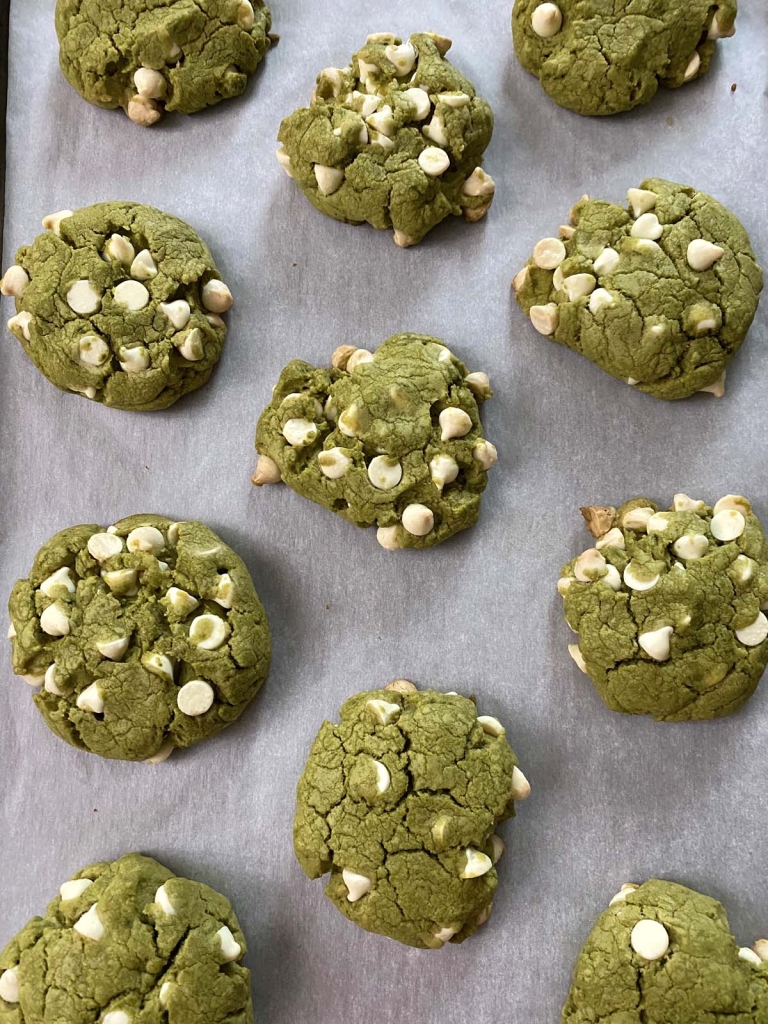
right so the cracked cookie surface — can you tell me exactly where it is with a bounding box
[513,179,762,400]
[1,203,233,411]
[512,0,738,116]
[276,32,495,247]
[0,853,253,1024]
[7,515,271,762]
[56,0,272,126]
[562,879,768,1023]
[253,333,498,550]
[293,685,530,949]
[559,494,768,721]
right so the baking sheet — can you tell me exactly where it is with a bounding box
[1,1,767,1020]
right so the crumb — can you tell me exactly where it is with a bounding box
[731,83,737,92]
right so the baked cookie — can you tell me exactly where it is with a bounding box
[558,494,768,721]
[513,179,762,400]
[562,880,768,1023]
[0,853,253,1023]
[275,32,495,247]
[253,333,498,550]
[512,1,738,116]
[7,516,271,762]
[293,681,530,948]
[1,203,233,411]
[56,0,272,126]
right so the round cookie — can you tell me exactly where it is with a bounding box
[7,515,271,762]
[0,853,253,1023]
[1,203,233,411]
[293,682,530,948]
[253,333,498,550]
[562,880,768,1023]
[513,179,763,400]
[55,0,272,127]
[512,1,738,117]
[276,32,496,247]
[558,494,768,721]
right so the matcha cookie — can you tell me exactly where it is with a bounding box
[253,333,498,550]
[275,32,495,247]
[513,179,762,400]
[56,0,272,126]
[558,494,768,721]
[7,515,270,762]
[562,879,768,1023]
[1,203,233,411]
[0,853,253,1023]
[512,1,738,117]
[293,681,530,949]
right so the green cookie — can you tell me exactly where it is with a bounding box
[56,0,272,126]
[1,202,233,411]
[0,853,253,1024]
[276,32,495,247]
[254,333,498,550]
[512,0,737,116]
[562,879,768,1023]
[293,682,530,949]
[559,494,768,721]
[513,179,763,400]
[7,515,271,762]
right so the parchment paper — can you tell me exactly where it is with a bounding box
[1,2,767,1021]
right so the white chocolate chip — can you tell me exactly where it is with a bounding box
[130,248,158,281]
[402,504,434,537]
[473,440,498,470]
[318,447,352,479]
[67,280,101,315]
[433,925,460,944]
[531,2,563,37]
[672,534,709,560]
[735,612,768,647]
[368,455,402,491]
[477,715,504,737]
[707,11,736,39]
[276,146,294,178]
[202,279,233,313]
[373,760,391,793]
[118,345,150,372]
[103,1012,130,1024]
[430,454,459,491]
[146,742,174,765]
[377,526,401,551]
[631,920,669,961]
[489,836,505,866]
[113,280,149,311]
[738,947,762,967]
[74,903,104,941]
[177,679,215,716]
[603,564,622,591]
[714,495,751,515]
[127,526,165,555]
[646,512,673,534]
[627,188,657,217]
[0,969,19,1005]
[366,105,395,137]
[562,273,596,301]
[423,114,448,147]
[7,623,15,640]
[237,0,254,29]
[609,885,637,906]
[141,652,174,682]
[439,407,472,440]
[95,637,129,661]
[0,265,29,297]
[22,673,45,687]
[687,239,725,271]
[462,168,495,197]
[574,548,606,582]
[217,925,241,962]
[134,66,167,99]
[511,765,531,800]
[155,883,175,916]
[622,507,655,532]
[461,848,493,879]
[639,625,673,661]
[533,237,566,270]
[159,982,172,1008]
[623,561,659,592]
[512,266,529,293]
[440,91,471,108]
[189,614,230,650]
[588,288,615,314]
[76,682,104,715]
[593,248,620,276]
[366,699,401,725]
[684,52,701,80]
[40,602,70,637]
[314,164,344,195]
[78,334,110,366]
[631,213,663,240]
[60,878,93,901]
[252,454,281,486]
[102,568,138,595]
[159,300,191,331]
[104,235,135,264]
[529,303,559,335]
[357,58,379,89]
[8,311,33,341]
[400,87,431,120]
[418,146,450,177]
[711,509,745,541]
[369,129,396,150]
[699,373,726,397]
[44,664,64,695]
[42,210,74,236]
[346,348,375,372]
[596,528,625,551]
[464,371,491,399]
[165,588,200,617]
[673,493,705,513]
[568,645,587,672]
[282,418,318,447]
[754,940,768,962]
[40,566,76,598]
[213,574,235,610]
[731,555,754,584]
[354,92,382,118]
[175,327,204,361]
[343,868,372,902]
[557,577,573,596]
[384,41,416,75]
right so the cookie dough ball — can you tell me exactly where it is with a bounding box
[559,494,768,721]
[276,32,496,247]
[293,684,530,948]
[513,179,763,400]
[254,333,498,550]
[0,853,253,1023]
[512,1,737,116]
[56,0,272,126]
[7,516,270,761]
[1,203,233,411]
[562,879,768,1023]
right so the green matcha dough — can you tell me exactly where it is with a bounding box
[558,494,768,721]
[253,333,498,550]
[275,32,496,247]
[293,680,531,949]
[512,1,738,116]
[56,0,272,126]
[562,879,768,1023]
[513,179,763,400]
[0,852,253,1024]
[0,203,234,411]
[7,515,271,762]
